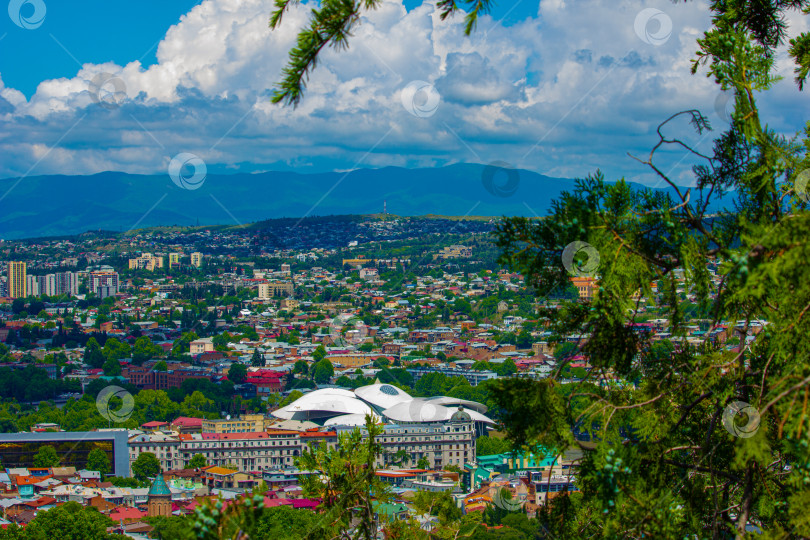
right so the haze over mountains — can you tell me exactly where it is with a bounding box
[0,164,679,240]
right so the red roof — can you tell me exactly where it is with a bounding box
[141,421,168,428]
[172,417,204,427]
[109,507,147,521]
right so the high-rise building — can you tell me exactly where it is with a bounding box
[89,271,119,298]
[190,252,203,268]
[169,253,181,266]
[25,274,39,297]
[54,272,79,296]
[8,261,26,298]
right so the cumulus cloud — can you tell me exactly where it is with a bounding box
[0,0,805,188]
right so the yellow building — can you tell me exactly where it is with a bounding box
[190,252,203,268]
[128,253,164,271]
[570,277,599,300]
[202,414,265,434]
[169,253,181,266]
[7,261,26,298]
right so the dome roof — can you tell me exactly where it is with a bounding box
[450,406,472,423]
[355,383,413,409]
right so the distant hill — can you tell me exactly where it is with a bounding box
[0,164,676,239]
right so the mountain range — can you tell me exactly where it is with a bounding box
[0,164,675,240]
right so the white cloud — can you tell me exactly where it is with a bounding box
[0,0,805,187]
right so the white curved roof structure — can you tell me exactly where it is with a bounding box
[273,388,373,421]
[272,384,493,425]
[381,399,495,425]
[323,412,381,427]
[424,396,488,414]
[354,383,413,410]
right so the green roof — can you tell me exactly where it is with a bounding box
[148,473,171,496]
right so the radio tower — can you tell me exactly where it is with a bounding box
[383,200,387,216]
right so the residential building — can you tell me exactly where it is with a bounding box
[89,271,119,298]
[257,282,293,299]
[190,252,203,268]
[168,253,181,266]
[128,253,164,271]
[189,337,214,355]
[8,261,26,298]
[407,366,498,387]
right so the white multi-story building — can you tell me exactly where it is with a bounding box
[127,420,476,474]
[128,429,334,472]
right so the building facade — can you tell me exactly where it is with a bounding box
[8,261,26,298]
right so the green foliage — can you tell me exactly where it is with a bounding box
[312,359,334,384]
[7,501,123,540]
[131,452,160,481]
[476,436,511,457]
[298,415,392,539]
[33,445,59,468]
[487,2,810,536]
[228,363,248,384]
[86,448,111,476]
[186,453,207,469]
[251,348,264,367]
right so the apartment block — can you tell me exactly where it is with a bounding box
[190,252,203,268]
[7,261,26,298]
[168,253,181,266]
[257,282,294,299]
[89,271,119,298]
[128,253,164,271]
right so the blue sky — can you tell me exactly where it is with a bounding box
[0,0,805,186]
